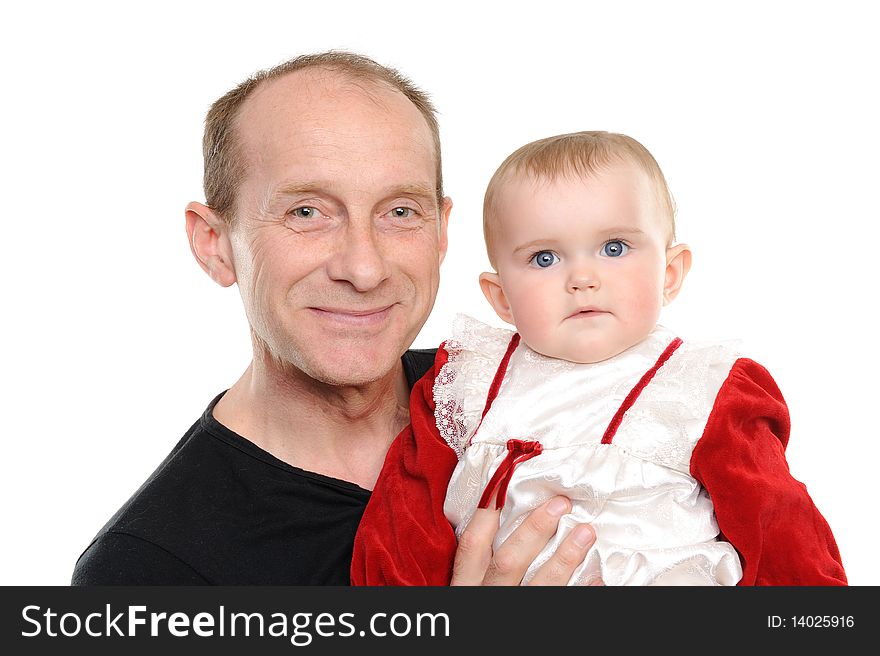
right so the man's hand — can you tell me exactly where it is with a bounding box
[449,496,598,585]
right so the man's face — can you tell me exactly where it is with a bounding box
[488,166,673,363]
[227,69,450,386]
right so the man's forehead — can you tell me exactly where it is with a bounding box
[230,67,437,202]
[237,68,416,137]
[233,68,433,173]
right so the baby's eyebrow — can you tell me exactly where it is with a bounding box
[512,228,647,254]
[600,226,646,236]
[512,239,557,255]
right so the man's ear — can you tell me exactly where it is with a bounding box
[438,196,452,265]
[185,202,237,288]
[663,243,692,305]
[479,271,515,325]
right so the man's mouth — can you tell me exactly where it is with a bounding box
[308,305,395,326]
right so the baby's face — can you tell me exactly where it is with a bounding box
[487,165,676,363]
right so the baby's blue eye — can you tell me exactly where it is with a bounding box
[530,251,559,268]
[602,240,629,257]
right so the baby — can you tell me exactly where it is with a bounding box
[351,131,846,586]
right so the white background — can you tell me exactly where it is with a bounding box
[2,0,876,585]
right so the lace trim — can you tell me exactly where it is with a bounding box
[433,314,515,457]
[615,339,742,470]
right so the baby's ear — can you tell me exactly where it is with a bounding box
[479,272,516,325]
[663,243,692,305]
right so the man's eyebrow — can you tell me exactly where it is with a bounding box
[271,182,325,198]
[382,184,437,200]
[268,182,437,201]
[258,182,326,215]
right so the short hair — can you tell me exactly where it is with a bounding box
[202,50,443,222]
[483,131,676,267]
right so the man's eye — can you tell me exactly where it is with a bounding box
[529,250,559,268]
[388,207,415,219]
[290,206,320,219]
[602,240,629,257]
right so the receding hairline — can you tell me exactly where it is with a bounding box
[202,51,444,222]
[237,64,419,123]
[232,66,436,162]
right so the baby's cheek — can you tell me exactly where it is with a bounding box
[510,300,554,344]
[509,286,546,317]
[627,290,664,326]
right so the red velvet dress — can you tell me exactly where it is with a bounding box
[351,317,846,586]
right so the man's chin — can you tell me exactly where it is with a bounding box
[311,365,400,389]
[291,346,404,389]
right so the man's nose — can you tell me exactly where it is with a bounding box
[325,221,391,292]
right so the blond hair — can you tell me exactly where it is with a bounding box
[202,50,443,222]
[483,131,676,266]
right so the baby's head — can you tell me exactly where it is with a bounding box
[480,131,692,363]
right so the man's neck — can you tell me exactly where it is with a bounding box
[212,354,411,491]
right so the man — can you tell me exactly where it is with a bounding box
[71,51,595,585]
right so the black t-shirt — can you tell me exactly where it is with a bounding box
[71,349,436,585]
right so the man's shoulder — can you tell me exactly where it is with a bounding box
[72,529,210,585]
[402,347,438,389]
[71,394,371,585]
[71,415,217,584]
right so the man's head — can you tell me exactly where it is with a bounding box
[185,52,451,387]
[479,131,691,364]
[202,51,445,223]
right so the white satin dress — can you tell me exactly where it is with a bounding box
[435,314,744,586]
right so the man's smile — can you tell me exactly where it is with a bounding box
[308,304,396,327]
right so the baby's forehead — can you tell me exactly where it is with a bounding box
[493,165,674,237]
[499,165,657,211]
[503,160,646,191]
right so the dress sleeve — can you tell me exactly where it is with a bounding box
[690,358,847,585]
[350,344,459,585]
